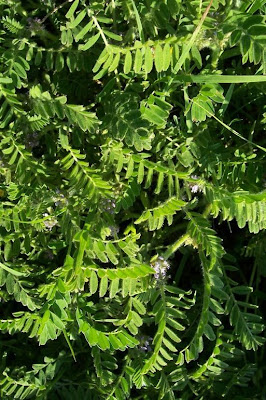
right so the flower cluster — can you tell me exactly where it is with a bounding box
[189,175,203,194]
[43,213,58,231]
[99,198,116,214]
[152,256,170,280]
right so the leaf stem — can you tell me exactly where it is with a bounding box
[92,16,109,48]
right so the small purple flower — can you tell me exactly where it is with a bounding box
[191,184,200,193]
[189,175,202,194]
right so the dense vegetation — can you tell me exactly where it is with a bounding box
[0,0,266,399]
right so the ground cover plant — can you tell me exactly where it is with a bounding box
[0,0,266,398]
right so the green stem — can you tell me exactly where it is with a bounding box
[106,356,129,400]
[41,0,73,23]
[130,0,145,43]
[163,233,189,260]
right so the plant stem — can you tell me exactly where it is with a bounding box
[163,233,190,260]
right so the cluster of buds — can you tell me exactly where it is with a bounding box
[139,336,153,352]
[189,175,203,194]
[151,256,170,280]
[43,213,58,231]
[53,189,68,207]
[25,132,40,150]
[99,198,116,214]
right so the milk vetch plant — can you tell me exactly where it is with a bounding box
[0,0,266,399]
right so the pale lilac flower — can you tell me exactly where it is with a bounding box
[189,175,202,194]
[152,256,170,280]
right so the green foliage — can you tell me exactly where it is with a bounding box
[0,0,265,399]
